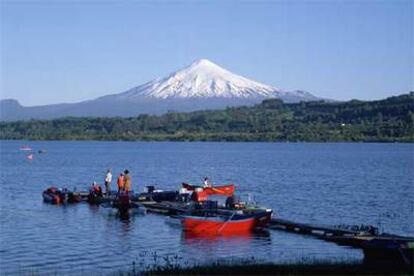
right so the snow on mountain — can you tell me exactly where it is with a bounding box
[110,59,284,100]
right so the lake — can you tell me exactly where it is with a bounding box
[0,141,413,274]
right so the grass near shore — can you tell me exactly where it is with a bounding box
[143,263,412,275]
[119,255,413,275]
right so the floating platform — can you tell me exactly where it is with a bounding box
[269,218,414,268]
[71,192,414,269]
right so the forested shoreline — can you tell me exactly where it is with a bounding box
[1,93,413,142]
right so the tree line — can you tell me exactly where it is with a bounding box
[1,92,413,142]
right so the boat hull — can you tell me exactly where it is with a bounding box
[42,192,62,204]
[182,216,255,235]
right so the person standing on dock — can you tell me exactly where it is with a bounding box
[124,169,132,193]
[104,169,112,196]
[117,173,125,193]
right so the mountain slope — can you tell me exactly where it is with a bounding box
[0,59,322,121]
[111,59,280,100]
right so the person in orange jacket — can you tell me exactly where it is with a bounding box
[117,173,124,193]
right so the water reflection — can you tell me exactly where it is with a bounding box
[182,228,270,241]
[181,228,272,254]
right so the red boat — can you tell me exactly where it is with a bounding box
[181,215,255,235]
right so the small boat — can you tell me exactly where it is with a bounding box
[43,187,62,204]
[137,188,178,202]
[19,145,32,151]
[87,185,105,204]
[42,187,81,204]
[180,214,256,235]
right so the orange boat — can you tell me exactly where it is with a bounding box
[181,215,255,235]
[182,183,235,198]
[204,185,235,196]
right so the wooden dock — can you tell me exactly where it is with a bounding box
[268,218,362,236]
[268,218,414,268]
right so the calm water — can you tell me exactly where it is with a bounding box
[0,141,413,274]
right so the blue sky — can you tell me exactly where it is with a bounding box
[1,0,412,106]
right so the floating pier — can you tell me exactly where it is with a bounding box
[72,191,414,269]
[141,200,414,268]
[268,218,414,268]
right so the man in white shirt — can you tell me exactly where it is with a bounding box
[203,177,211,188]
[105,169,112,196]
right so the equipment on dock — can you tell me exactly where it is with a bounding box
[137,187,178,202]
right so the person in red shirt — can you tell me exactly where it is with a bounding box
[117,173,124,193]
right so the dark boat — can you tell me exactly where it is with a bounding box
[323,232,414,267]
[42,187,81,204]
[87,184,107,204]
[136,186,178,202]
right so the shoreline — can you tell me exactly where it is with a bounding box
[1,139,413,144]
[137,260,413,275]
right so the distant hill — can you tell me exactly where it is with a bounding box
[0,59,322,121]
[1,92,413,142]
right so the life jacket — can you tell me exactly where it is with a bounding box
[117,176,124,189]
[191,190,208,202]
[94,184,101,193]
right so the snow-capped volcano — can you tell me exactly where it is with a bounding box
[114,59,283,100]
[1,59,323,121]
